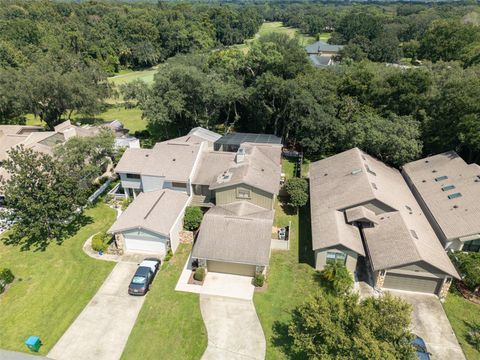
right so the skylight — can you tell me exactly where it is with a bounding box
[448,192,462,199]
[441,185,455,191]
[435,175,448,181]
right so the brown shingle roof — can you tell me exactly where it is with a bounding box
[108,189,188,236]
[403,151,480,241]
[192,201,273,266]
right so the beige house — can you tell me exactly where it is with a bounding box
[310,148,459,298]
[403,151,480,252]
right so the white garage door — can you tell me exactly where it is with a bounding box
[383,273,443,294]
[124,236,167,254]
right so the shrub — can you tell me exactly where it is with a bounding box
[0,268,14,294]
[194,267,206,282]
[253,272,265,287]
[0,268,14,284]
[92,232,111,252]
[121,197,132,211]
[284,177,309,208]
[450,252,480,294]
[164,249,173,262]
[320,262,354,295]
[466,321,480,351]
[184,206,203,231]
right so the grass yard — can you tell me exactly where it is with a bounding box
[121,243,207,360]
[26,106,147,134]
[254,158,321,359]
[109,67,158,87]
[443,290,480,360]
[0,203,116,355]
[233,21,316,53]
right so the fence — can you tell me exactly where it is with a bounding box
[88,178,114,203]
[271,220,291,251]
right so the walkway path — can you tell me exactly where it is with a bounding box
[48,262,144,360]
[200,295,266,360]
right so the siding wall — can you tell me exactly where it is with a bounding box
[215,184,274,209]
[119,173,142,190]
[122,228,169,242]
[388,261,444,278]
[315,248,358,273]
[169,207,186,252]
[141,175,165,192]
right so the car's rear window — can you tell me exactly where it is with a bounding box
[132,276,146,284]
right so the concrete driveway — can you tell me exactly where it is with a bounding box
[386,290,466,360]
[48,262,145,360]
[200,295,266,360]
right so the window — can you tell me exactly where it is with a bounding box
[441,185,455,191]
[172,182,187,189]
[435,175,448,182]
[448,192,462,199]
[326,251,347,265]
[463,239,480,252]
[126,173,141,179]
[237,188,251,199]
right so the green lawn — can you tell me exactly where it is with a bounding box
[0,203,116,355]
[26,106,147,134]
[121,243,207,360]
[109,67,158,87]
[233,21,316,53]
[254,158,320,359]
[443,290,480,360]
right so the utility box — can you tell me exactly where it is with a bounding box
[25,336,41,352]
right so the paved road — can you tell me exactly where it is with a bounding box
[387,290,466,360]
[48,262,144,360]
[200,295,266,360]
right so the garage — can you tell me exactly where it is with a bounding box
[124,235,167,254]
[383,273,443,294]
[207,260,256,277]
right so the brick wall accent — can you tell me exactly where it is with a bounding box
[439,277,452,299]
[375,270,387,288]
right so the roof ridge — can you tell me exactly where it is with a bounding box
[144,191,165,220]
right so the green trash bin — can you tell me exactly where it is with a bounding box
[25,336,41,352]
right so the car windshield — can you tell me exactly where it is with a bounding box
[132,276,146,285]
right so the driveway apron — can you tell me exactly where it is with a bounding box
[48,262,144,360]
[200,295,266,360]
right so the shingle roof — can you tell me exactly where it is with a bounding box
[310,148,459,278]
[403,151,480,241]
[114,141,202,182]
[192,201,274,266]
[305,41,343,54]
[309,54,333,67]
[192,151,237,185]
[208,144,282,195]
[108,189,188,236]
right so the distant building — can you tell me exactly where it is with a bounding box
[305,41,344,67]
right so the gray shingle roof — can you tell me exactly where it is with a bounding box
[403,151,480,241]
[305,41,343,54]
[308,54,333,67]
[192,201,274,266]
[310,148,459,278]
[108,189,188,236]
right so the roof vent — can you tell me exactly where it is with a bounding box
[172,158,176,161]
[453,205,459,209]
[410,229,418,239]
[422,179,426,183]
[432,170,437,173]
[425,160,429,163]
[351,168,362,175]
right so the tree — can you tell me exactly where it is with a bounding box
[0,146,89,249]
[450,252,480,295]
[320,262,353,295]
[284,177,309,208]
[287,293,415,360]
[184,206,203,231]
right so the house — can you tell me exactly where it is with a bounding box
[309,148,459,298]
[403,151,480,252]
[214,132,282,152]
[305,40,344,67]
[108,189,188,254]
[191,201,274,276]
[110,127,283,275]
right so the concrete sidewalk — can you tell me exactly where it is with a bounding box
[200,295,266,360]
[48,262,144,360]
[0,349,51,360]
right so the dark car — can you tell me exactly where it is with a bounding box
[128,258,161,296]
[412,335,431,360]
